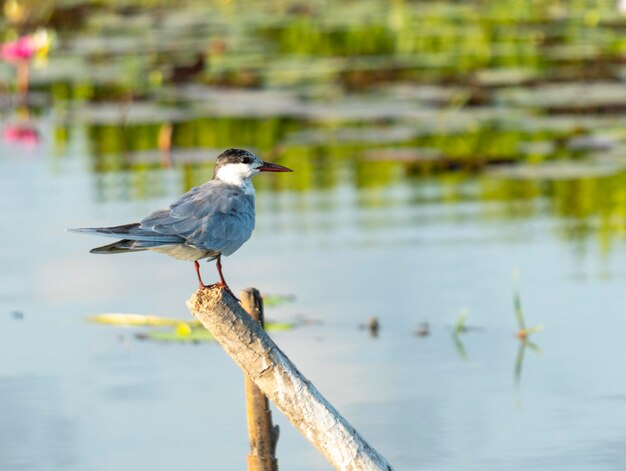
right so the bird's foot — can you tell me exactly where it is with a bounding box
[201,282,240,303]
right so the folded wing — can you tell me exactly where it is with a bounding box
[138,181,255,256]
[69,180,255,257]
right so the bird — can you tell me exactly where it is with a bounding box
[69,148,293,299]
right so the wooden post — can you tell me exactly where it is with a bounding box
[187,287,393,471]
[240,288,279,471]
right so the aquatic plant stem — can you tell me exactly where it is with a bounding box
[187,287,393,471]
[17,60,29,95]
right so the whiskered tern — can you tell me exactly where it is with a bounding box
[69,148,293,298]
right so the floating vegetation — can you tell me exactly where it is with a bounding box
[513,276,543,384]
[452,308,470,361]
[87,294,297,344]
[87,313,199,327]
[487,161,623,181]
[135,321,296,344]
[262,293,296,307]
[513,272,544,340]
[453,308,470,336]
[2,0,626,249]
[136,326,212,343]
[514,337,542,384]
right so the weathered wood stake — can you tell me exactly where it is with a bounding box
[240,288,279,471]
[187,287,393,471]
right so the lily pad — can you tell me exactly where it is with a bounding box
[262,293,296,307]
[138,328,214,343]
[136,321,297,343]
[87,313,199,327]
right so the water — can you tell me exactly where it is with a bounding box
[3,117,626,470]
[3,1,626,470]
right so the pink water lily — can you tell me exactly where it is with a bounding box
[0,35,37,62]
[0,30,51,94]
[3,124,39,145]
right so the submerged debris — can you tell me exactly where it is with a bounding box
[415,322,430,337]
[367,317,379,338]
[358,317,380,338]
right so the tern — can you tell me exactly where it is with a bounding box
[69,148,292,298]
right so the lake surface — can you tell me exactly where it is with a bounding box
[3,1,626,470]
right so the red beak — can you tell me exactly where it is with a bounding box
[257,161,293,172]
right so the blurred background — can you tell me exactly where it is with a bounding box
[3,0,626,469]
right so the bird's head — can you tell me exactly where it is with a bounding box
[214,148,292,185]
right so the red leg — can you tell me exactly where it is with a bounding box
[215,255,239,301]
[216,255,227,286]
[194,257,239,301]
[194,260,204,289]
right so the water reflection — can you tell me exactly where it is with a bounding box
[48,99,622,252]
[3,105,39,145]
[4,0,618,254]
[514,339,542,385]
[70,113,626,250]
[452,333,468,361]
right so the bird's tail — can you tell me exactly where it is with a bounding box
[68,223,183,255]
[67,224,182,242]
[68,223,142,237]
[89,239,169,254]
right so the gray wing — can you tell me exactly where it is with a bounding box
[139,180,255,256]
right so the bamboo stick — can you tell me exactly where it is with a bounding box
[240,288,279,471]
[187,287,393,471]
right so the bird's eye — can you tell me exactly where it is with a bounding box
[242,157,253,164]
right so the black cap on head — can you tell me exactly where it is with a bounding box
[214,148,257,176]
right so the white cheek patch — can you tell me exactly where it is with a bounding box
[215,163,258,195]
[216,163,252,184]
